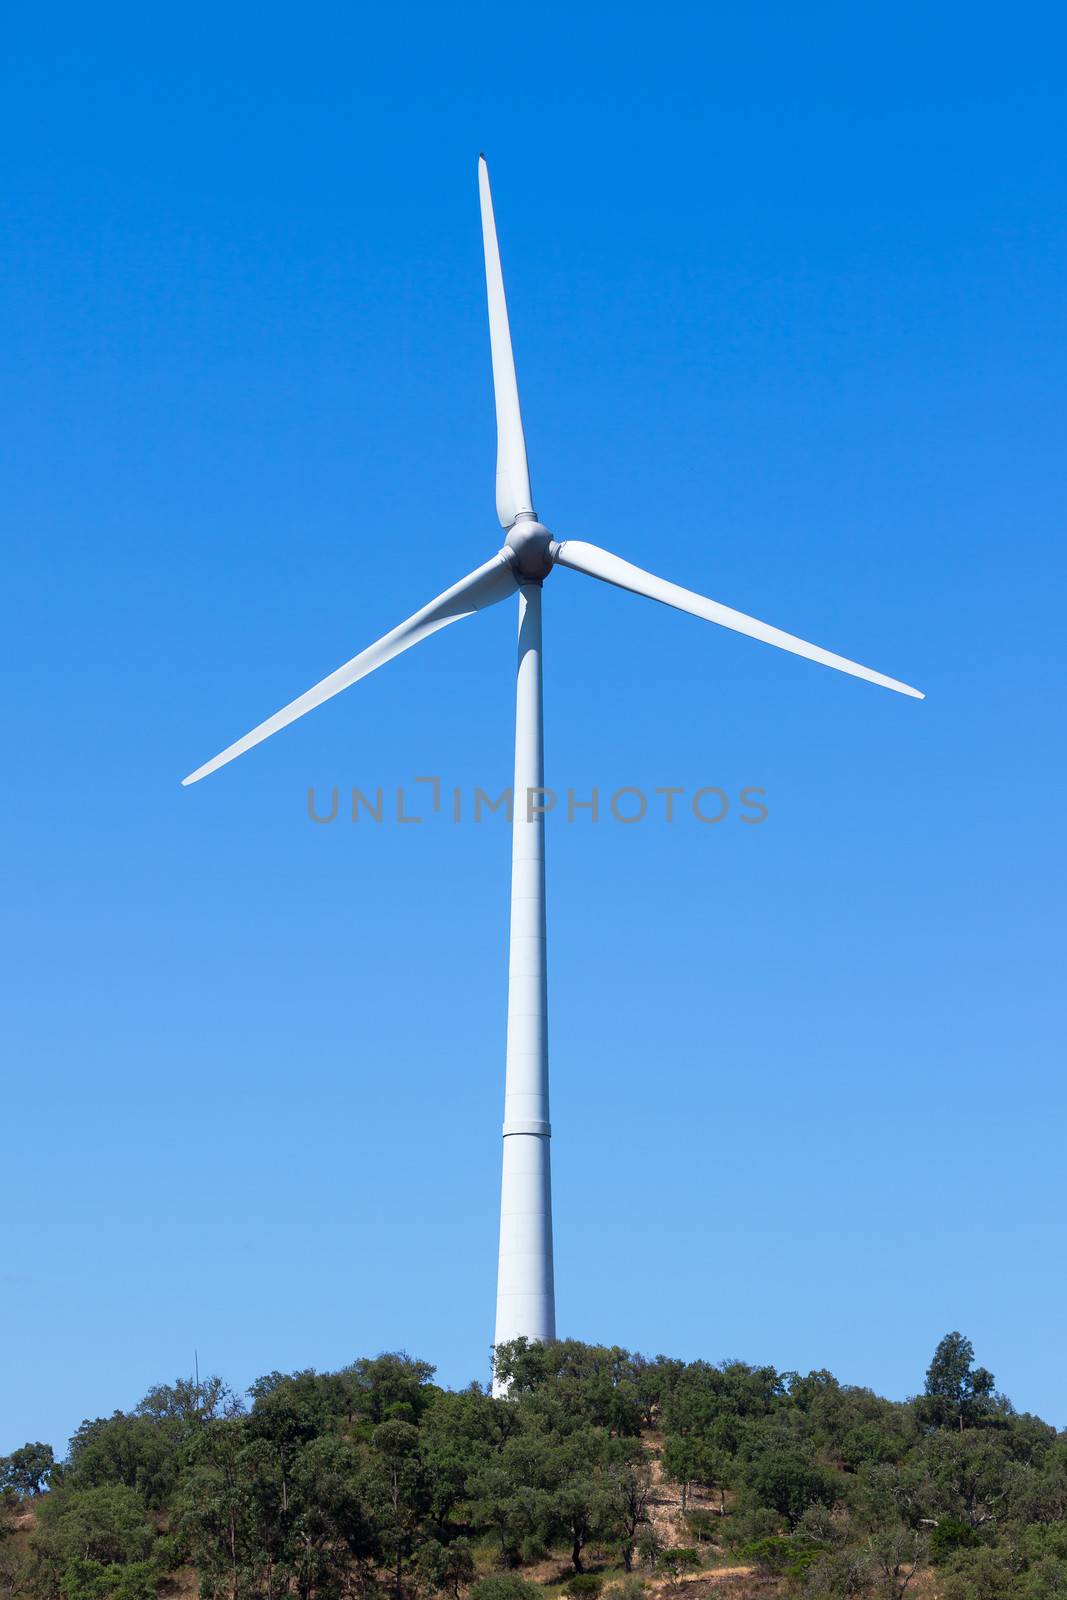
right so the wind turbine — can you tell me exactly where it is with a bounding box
[182,156,923,1380]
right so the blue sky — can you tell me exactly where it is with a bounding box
[3,0,1065,1452]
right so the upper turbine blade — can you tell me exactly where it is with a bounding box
[554,540,924,699]
[182,554,519,785]
[478,155,534,529]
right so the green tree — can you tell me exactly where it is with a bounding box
[289,1437,376,1600]
[345,1355,437,1427]
[921,1333,998,1432]
[657,1548,700,1581]
[28,1486,156,1600]
[938,1546,1023,1600]
[66,1414,176,1510]
[548,1430,621,1573]
[865,1528,928,1598]
[604,1443,652,1572]
[493,1341,643,1438]
[0,1444,55,1498]
[745,1449,837,1529]
[920,1429,1012,1528]
[174,1417,252,1600]
[412,1536,475,1599]
[363,1420,429,1597]
[660,1435,726,1517]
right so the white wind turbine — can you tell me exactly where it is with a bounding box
[183,157,923,1378]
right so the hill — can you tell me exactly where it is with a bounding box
[2,1333,1065,1600]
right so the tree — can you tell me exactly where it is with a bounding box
[363,1420,429,1598]
[66,1412,178,1511]
[919,1429,1012,1529]
[412,1537,475,1599]
[547,1430,622,1573]
[604,1444,652,1572]
[657,1548,700,1582]
[635,1527,663,1571]
[174,1420,250,1600]
[0,1444,54,1498]
[288,1437,376,1600]
[866,1529,928,1598]
[492,1341,643,1438]
[660,1435,726,1517]
[921,1333,998,1432]
[28,1485,157,1600]
[744,1449,837,1529]
[345,1355,437,1427]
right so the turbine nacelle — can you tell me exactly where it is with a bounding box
[503,514,555,582]
[181,149,923,797]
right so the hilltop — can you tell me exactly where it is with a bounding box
[2,1333,1065,1600]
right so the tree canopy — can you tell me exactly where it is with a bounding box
[0,1331,1063,1600]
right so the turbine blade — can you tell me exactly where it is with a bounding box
[478,154,534,529]
[182,554,518,785]
[553,540,924,699]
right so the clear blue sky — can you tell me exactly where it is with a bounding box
[3,1,1065,1453]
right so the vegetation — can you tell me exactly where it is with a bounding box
[1,1332,1065,1600]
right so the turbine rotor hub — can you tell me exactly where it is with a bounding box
[504,514,554,581]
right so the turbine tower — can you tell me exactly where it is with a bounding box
[182,157,923,1380]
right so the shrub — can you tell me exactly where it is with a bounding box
[712,1508,780,1550]
[414,1538,477,1599]
[636,1528,663,1569]
[739,1536,831,1582]
[470,1578,542,1600]
[930,1518,980,1564]
[938,1548,1023,1600]
[1021,1525,1067,1565]
[565,1578,603,1600]
[61,1559,159,1600]
[657,1549,700,1580]
[31,1486,156,1571]
[802,1550,874,1596]
[603,1580,645,1600]
[739,1537,793,1575]
[1022,1555,1067,1598]
[745,1452,837,1529]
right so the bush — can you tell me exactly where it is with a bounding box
[745,1452,837,1529]
[802,1550,875,1596]
[739,1537,793,1575]
[1021,1525,1067,1565]
[711,1508,780,1550]
[683,1512,719,1544]
[740,1537,828,1578]
[636,1528,663,1569]
[794,1504,840,1546]
[565,1578,603,1600]
[939,1548,1023,1600]
[414,1538,476,1599]
[930,1518,980,1564]
[657,1549,700,1580]
[1022,1555,1067,1598]
[603,1580,644,1600]
[31,1486,156,1571]
[61,1560,159,1600]
[470,1578,541,1600]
